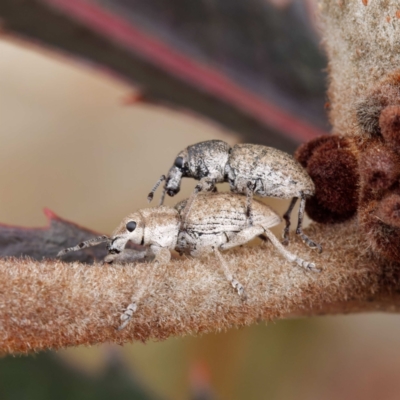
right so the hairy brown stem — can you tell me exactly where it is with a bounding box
[2,1,400,354]
[1,221,399,354]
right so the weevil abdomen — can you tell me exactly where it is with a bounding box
[226,144,314,198]
[175,193,281,234]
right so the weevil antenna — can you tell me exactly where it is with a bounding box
[147,175,166,203]
[57,235,110,257]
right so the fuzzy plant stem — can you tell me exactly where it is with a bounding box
[2,1,400,354]
[1,221,400,354]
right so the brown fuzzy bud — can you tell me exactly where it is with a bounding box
[304,195,351,224]
[295,135,359,224]
[295,135,332,168]
[356,95,387,136]
[379,105,400,153]
[356,72,400,137]
[376,193,400,228]
[359,141,400,191]
[359,199,400,262]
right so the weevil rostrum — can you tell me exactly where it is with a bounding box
[58,193,318,330]
[148,140,321,252]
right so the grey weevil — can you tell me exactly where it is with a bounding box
[58,193,318,330]
[148,140,321,252]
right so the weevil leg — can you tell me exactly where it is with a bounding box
[118,271,155,330]
[214,247,246,299]
[245,181,254,227]
[159,187,167,206]
[179,177,215,230]
[220,225,264,251]
[103,248,153,264]
[152,246,172,265]
[296,194,322,253]
[117,245,171,330]
[262,228,320,272]
[147,175,166,204]
[57,235,110,257]
[282,197,298,246]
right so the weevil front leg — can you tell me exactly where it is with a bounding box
[179,177,216,229]
[118,273,154,330]
[103,248,153,264]
[118,245,171,330]
[296,194,322,253]
[151,245,172,265]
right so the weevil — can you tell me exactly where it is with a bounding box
[148,140,321,252]
[58,193,318,330]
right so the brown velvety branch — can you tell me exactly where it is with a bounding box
[1,221,399,354]
[2,1,400,355]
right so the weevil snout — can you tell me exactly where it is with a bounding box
[164,167,183,197]
[107,236,125,254]
[167,187,180,196]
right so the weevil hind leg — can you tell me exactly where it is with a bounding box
[296,194,322,253]
[245,181,254,226]
[262,228,319,272]
[213,247,246,299]
[220,225,264,251]
[282,197,297,246]
[57,235,110,257]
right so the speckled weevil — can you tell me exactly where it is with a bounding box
[148,140,321,252]
[58,193,318,330]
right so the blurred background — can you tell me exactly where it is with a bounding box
[1,1,400,399]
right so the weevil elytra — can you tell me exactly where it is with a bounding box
[58,193,318,330]
[148,140,321,252]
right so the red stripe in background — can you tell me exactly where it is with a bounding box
[41,0,327,142]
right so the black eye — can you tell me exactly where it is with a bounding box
[174,156,184,169]
[126,221,137,232]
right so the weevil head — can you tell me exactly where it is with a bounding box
[164,140,231,197]
[164,148,189,197]
[107,212,145,254]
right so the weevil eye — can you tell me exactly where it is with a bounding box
[126,221,137,232]
[174,156,184,169]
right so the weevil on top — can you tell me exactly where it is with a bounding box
[58,192,318,330]
[148,140,321,253]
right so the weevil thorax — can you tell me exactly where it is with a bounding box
[138,206,180,249]
[109,207,180,252]
[186,140,231,182]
